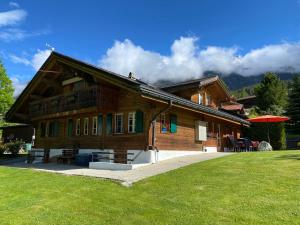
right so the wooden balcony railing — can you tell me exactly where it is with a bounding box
[29,86,99,117]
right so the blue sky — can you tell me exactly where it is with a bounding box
[1,0,300,95]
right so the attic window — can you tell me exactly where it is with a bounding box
[198,94,203,105]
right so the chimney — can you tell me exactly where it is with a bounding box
[128,72,136,80]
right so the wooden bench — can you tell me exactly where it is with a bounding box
[57,149,78,164]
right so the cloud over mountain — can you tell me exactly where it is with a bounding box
[99,37,300,83]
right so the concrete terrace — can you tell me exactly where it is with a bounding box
[0,152,233,186]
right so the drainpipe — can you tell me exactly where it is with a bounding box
[150,100,173,149]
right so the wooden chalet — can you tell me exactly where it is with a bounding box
[6,51,250,165]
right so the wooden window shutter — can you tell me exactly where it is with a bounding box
[98,114,103,135]
[106,113,112,134]
[55,121,60,136]
[67,119,73,137]
[170,115,177,133]
[135,110,144,133]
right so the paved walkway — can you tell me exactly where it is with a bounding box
[2,152,233,186]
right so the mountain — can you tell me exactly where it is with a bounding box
[221,73,296,90]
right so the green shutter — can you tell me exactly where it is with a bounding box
[98,114,103,135]
[55,121,60,136]
[67,119,73,137]
[106,113,112,134]
[135,110,144,133]
[170,115,177,133]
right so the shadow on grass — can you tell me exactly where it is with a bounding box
[275,154,300,160]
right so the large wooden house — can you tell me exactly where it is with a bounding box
[6,52,250,164]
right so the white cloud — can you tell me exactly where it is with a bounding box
[9,2,20,8]
[11,77,27,97]
[0,9,26,27]
[10,49,52,71]
[31,49,52,71]
[0,28,50,42]
[99,37,300,83]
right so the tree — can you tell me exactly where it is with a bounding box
[287,75,300,133]
[0,60,14,126]
[254,72,288,115]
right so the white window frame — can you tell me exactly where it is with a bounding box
[128,112,136,133]
[114,113,124,134]
[198,93,203,105]
[92,116,98,135]
[76,119,81,136]
[83,117,89,135]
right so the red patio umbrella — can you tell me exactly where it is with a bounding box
[247,115,289,143]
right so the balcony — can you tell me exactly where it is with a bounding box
[29,86,100,117]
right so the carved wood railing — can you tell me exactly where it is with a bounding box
[29,86,99,117]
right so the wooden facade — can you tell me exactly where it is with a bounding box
[6,52,250,162]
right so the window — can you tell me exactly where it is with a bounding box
[76,119,81,136]
[206,94,211,106]
[67,119,73,137]
[161,113,168,133]
[40,122,46,137]
[114,113,123,134]
[92,116,98,135]
[198,93,203,105]
[128,112,136,133]
[83,117,89,135]
[48,121,59,137]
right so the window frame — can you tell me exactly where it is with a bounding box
[128,112,136,133]
[83,117,89,135]
[198,93,203,105]
[76,118,81,136]
[114,113,124,134]
[92,116,98,135]
[161,113,168,133]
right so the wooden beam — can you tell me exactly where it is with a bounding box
[15,113,29,121]
[42,78,62,90]
[30,94,42,101]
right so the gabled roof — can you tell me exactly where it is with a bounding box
[160,75,231,98]
[6,51,250,126]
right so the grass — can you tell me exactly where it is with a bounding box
[0,151,299,225]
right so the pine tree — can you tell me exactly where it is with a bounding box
[254,72,288,115]
[0,60,14,126]
[287,75,300,133]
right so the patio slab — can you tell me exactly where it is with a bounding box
[1,152,233,186]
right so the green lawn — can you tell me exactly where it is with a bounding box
[0,151,299,225]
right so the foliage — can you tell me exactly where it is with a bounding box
[0,60,14,127]
[231,86,255,98]
[243,122,286,150]
[286,75,300,133]
[0,151,299,225]
[6,140,24,156]
[254,72,288,115]
[0,143,7,155]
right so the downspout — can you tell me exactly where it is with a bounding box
[150,100,173,149]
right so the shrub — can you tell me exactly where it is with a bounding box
[0,144,7,155]
[6,140,25,156]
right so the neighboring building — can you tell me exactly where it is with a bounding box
[237,95,257,109]
[0,124,34,144]
[5,52,250,164]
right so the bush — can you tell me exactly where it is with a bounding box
[6,140,24,156]
[0,144,7,155]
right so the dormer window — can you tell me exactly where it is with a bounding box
[198,94,203,105]
[206,94,212,106]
